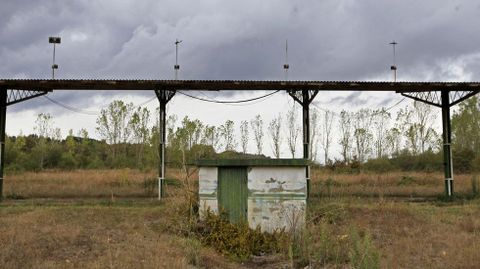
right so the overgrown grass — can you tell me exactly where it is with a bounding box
[1,169,480,268]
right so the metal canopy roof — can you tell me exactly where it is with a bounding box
[1,79,480,92]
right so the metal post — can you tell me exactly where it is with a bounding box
[159,91,166,199]
[0,89,7,200]
[302,90,310,198]
[52,43,56,79]
[441,90,453,197]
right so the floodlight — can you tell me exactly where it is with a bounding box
[49,37,61,44]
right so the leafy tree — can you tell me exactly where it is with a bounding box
[65,129,76,154]
[219,120,237,151]
[286,105,300,158]
[239,120,249,154]
[353,109,373,163]
[452,96,480,155]
[385,127,402,157]
[250,115,264,155]
[309,108,320,162]
[268,114,282,158]
[339,110,353,162]
[372,108,391,159]
[412,101,438,153]
[398,101,438,155]
[203,125,222,152]
[34,113,54,169]
[320,110,335,164]
[130,106,151,166]
[96,100,134,165]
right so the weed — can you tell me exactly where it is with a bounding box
[142,177,157,195]
[119,169,132,186]
[348,227,380,269]
[397,175,417,186]
[164,178,182,188]
[323,177,341,198]
[184,237,202,266]
[5,192,25,200]
[310,203,348,225]
[471,175,479,197]
[195,210,288,261]
[287,221,350,267]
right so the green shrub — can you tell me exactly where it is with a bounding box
[471,156,480,172]
[59,152,77,170]
[453,148,475,173]
[195,210,288,261]
[363,158,395,173]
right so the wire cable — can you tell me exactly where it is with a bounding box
[384,97,406,112]
[43,94,158,116]
[43,95,98,115]
[224,90,279,106]
[177,90,281,104]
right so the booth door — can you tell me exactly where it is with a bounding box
[218,167,248,223]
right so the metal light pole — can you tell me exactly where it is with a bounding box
[390,41,397,82]
[283,39,289,80]
[174,39,182,80]
[49,37,61,79]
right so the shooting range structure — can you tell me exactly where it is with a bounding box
[0,79,478,200]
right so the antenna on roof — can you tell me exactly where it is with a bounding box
[174,39,182,80]
[283,39,289,81]
[389,41,397,82]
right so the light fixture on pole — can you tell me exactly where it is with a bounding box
[174,39,182,80]
[389,41,397,82]
[283,39,289,81]
[49,36,61,79]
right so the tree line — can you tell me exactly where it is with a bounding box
[5,96,480,173]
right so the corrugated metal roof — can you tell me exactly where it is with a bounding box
[0,79,479,92]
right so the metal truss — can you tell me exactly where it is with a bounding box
[401,90,479,107]
[449,90,479,106]
[287,89,319,106]
[6,89,51,106]
[154,89,176,103]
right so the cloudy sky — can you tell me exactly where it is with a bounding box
[1,0,479,159]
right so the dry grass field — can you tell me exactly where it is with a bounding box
[1,168,479,268]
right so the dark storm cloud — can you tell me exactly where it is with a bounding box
[2,0,480,113]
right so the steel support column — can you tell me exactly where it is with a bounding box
[287,89,318,198]
[301,90,311,197]
[0,90,6,200]
[155,89,175,200]
[441,90,454,197]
